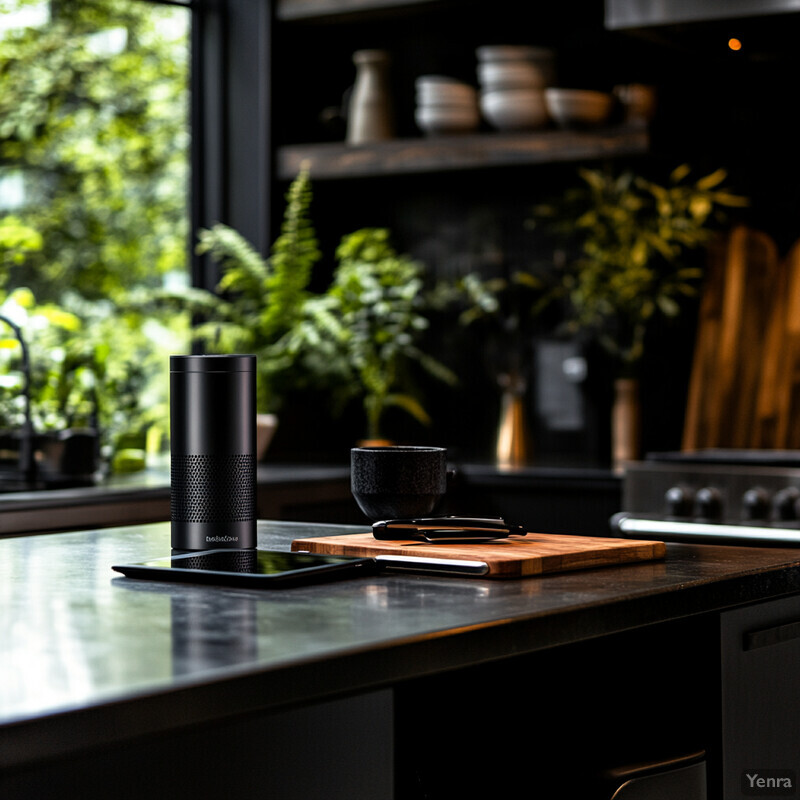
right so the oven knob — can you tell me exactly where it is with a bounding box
[696,486,723,520]
[772,486,800,521]
[742,487,771,521]
[665,485,694,518]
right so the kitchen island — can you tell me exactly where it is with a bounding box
[3,519,800,799]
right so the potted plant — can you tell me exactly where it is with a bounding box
[150,166,323,456]
[324,227,457,444]
[530,163,748,467]
[157,167,456,453]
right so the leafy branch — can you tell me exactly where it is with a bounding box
[155,169,456,439]
[160,165,322,412]
[530,164,748,368]
[326,228,458,440]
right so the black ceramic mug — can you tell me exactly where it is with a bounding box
[350,445,448,521]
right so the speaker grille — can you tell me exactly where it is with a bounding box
[171,454,256,523]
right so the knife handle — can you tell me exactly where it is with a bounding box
[372,516,527,541]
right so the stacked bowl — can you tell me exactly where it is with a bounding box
[476,45,554,132]
[414,75,480,136]
[545,88,615,128]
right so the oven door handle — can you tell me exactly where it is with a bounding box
[611,512,800,545]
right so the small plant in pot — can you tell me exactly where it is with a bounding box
[150,166,324,457]
[325,227,458,444]
[156,167,456,453]
[529,163,748,467]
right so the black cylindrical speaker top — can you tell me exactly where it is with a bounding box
[170,354,257,551]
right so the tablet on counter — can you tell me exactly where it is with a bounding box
[112,548,488,588]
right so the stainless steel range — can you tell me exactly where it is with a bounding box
[612,450,800,545]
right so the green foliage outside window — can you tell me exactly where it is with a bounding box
[0,0,190,464]
[0,0,188,300]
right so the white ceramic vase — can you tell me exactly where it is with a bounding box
[347,49,394,144]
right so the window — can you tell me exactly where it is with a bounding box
[0,0,271,473]
[0,0,192,463]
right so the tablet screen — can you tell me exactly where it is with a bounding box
[112,549,377,587]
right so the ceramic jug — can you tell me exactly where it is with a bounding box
[347,49,394,144]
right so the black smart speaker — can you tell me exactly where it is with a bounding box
[170,354,257,551]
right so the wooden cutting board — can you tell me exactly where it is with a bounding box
[291,532,666,579]
[681,224,800,451]
[772,237,800,448]
[683,225,782,450]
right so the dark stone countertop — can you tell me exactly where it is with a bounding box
[3,518,800,771]
[0,461,620,535]
[0,460,619,511]
[0,463,354,509]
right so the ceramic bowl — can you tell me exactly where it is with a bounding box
[479,88,548,131]
[476,45,553,63]
[477,60,547,90]
[415,76,478,107]
[544,88,614,128]
[476,45,556,85]
[415,103,480,135]
[350,445,448,521]
[416,74,474,91]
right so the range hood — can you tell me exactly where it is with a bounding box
[606,0,800,29]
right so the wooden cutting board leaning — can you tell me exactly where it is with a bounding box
[683,224,800,450]
[291,532,666,579]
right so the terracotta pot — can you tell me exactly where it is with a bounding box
[256,413,278,461]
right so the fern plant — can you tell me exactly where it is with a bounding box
[197,166,320,346]
[156,164,322,413]
[325,228,458,441]
[153,168,455,441]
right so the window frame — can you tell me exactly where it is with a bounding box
[189,0,272,291]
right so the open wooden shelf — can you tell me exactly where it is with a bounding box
[277,123,650,180]
[276,0,442,22]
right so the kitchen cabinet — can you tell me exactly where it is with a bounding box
[721,594,800,798]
